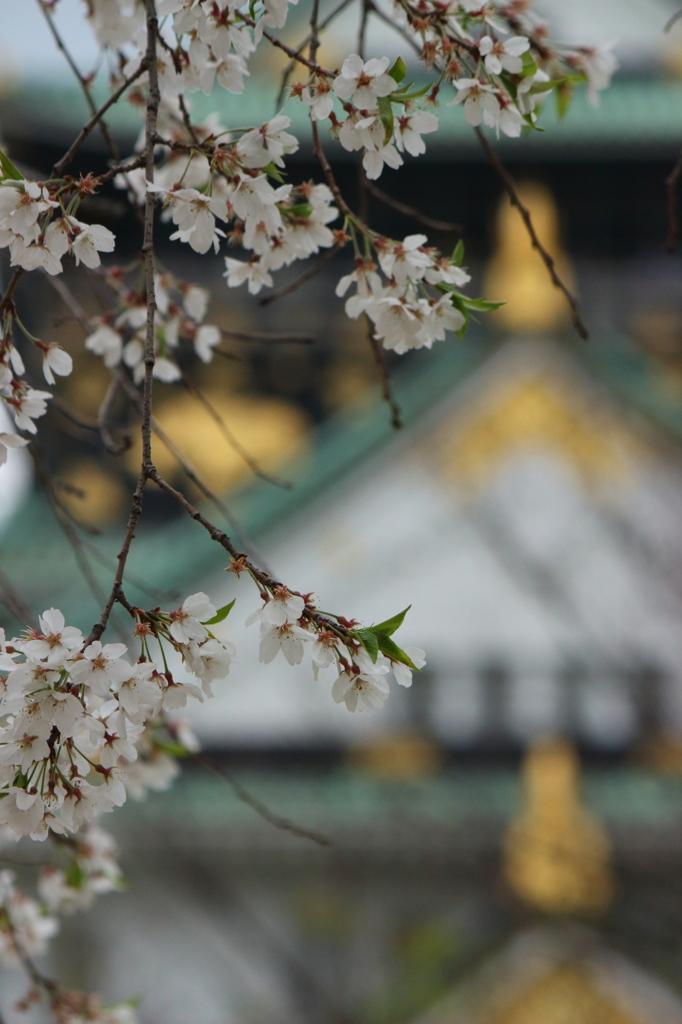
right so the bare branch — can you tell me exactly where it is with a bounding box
[98,375,130,455]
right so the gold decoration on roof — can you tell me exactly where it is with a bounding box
[503,739,613,915]
[486,966,640,1024]
[126,390,309,493]
[484,182,575,335]
[348,731,442,780]
[440,376,635,491]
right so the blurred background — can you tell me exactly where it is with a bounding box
[5,0,682,1021]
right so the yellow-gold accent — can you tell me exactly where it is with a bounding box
[438,376,637,491]
[485,182,575,335]
[125,390,309,493]
[503,739,614,915]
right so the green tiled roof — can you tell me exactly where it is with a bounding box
[111,766,682,848]
[3,77,682,158]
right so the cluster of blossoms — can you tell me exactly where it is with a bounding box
[0,170,116,451]
[335,234,483,354]
[0,595,232,842]
[244,584,425,713]
[84,267,221,382]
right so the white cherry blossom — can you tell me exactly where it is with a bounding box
[478,34,530,75]
[332,55,396,109]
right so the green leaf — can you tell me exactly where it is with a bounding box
[529,77,562,96]
[263,161,286,183]
[287,203,313,218]
[65,860,86,890]
[202,599,235,626]
[153,738,193,758]
[370,605,411,637]
[388,56,407,83]
[555,82,573,120]
[374,632,420,670]
[377,96,394,146]
[391,83,431,103]
[0,150,23,181]
[520,51,538,78]
[460,295,506,312]
[451,239,465,266]
[355,628,379,663]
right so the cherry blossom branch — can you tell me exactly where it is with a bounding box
[87,0,160,646]
[364,179,463,234]
[145,466,354,643]
[475,128,589,340]
[98,374,130,455]
[0,568,37,630]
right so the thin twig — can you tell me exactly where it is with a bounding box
[364,179,463,234]
[195,753,332,847]
[53,64,147,178]
[259,244,343,306]
[241,14,334,78]
[223,329,316,344]
[666,153,682,252]
[365,314,402,429]
[181,374,294,489]
[475,128,589,340]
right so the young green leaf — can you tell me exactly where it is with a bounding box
[460,295,506,312]
[377,96,395,146]
[153,738,193,758]
[555,82,573,120]
[374,632,420,670]
[263,161,286,183]
[388,56,407,83]
[0,150,23,181]
[65,860,86,890]
[370,605,411,637]
[287,203,313,219]
[355,628,379,663]
[520,51,538,77]
[451,239,465,266]
[202,599,235,625]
